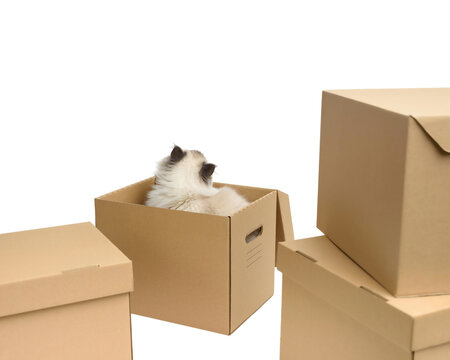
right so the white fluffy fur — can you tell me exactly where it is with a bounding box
[145,149,249,216]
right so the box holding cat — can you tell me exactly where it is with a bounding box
[0,222,134,360]
[277,236,450,360]
[317,88,450,297]
[95,177,293,334]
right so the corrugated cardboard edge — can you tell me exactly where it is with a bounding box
[227,214,232,336]
[410,115,450,153]
[128,293,134,359]
[276,190,294,243]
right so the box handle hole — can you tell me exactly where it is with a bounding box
[246,226,263,244]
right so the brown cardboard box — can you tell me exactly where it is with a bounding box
[0,222,134,360]
[277,236,450,360]
[317,88,450,297]
[95,177,293,334]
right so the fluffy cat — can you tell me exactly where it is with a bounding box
[145,145,249,216]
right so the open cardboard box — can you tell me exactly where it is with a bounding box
[318,88,450,297]
[0,223,133,360]
[95,177,293,334]
[277,236,450,360]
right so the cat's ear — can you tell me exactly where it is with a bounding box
[200,163,216,182]
[170,145,185,163]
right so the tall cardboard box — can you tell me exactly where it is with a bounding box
[95,177,293,334]
[317,88,450,296]
[0,223,134,360]
[277,236,450,360]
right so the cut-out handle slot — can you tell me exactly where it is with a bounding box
[245,226,263,244]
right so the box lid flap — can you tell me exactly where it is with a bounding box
[213,182,294,243]
[275,190,294,243]
[0,222,133,318]
[277,236,450,351]
[411,115,450,153]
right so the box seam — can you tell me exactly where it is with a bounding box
[128,293,134,360]
[395,117,413,295]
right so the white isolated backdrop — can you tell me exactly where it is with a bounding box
[1,1,449,359]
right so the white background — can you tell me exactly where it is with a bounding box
[1,1,449,359]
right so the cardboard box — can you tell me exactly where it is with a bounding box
[317,88,450,296]
[0,223,134,360]
[277,236,450,360]
[95,177,293,334]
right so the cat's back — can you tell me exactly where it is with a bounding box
[206,186,249,216]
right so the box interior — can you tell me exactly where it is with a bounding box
[98,177,274,212]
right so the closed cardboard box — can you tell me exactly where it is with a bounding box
[95,177,293,334]
[0,223,134,360]
[317,88,450,296]
[277,236,450,360]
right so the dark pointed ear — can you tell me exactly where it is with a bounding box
[170,145,185,163]
[200,163,216,182]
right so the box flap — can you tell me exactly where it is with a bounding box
[410,115,450,153]
[275,190,294,243]
[0,223,133,318]
[214,184,293,243]
[277,236,450,352]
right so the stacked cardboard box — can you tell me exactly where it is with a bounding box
[278,89,450,359]
[0,223,134,360]
[278,236,450,360]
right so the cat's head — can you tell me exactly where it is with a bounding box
[156,145,216,188]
